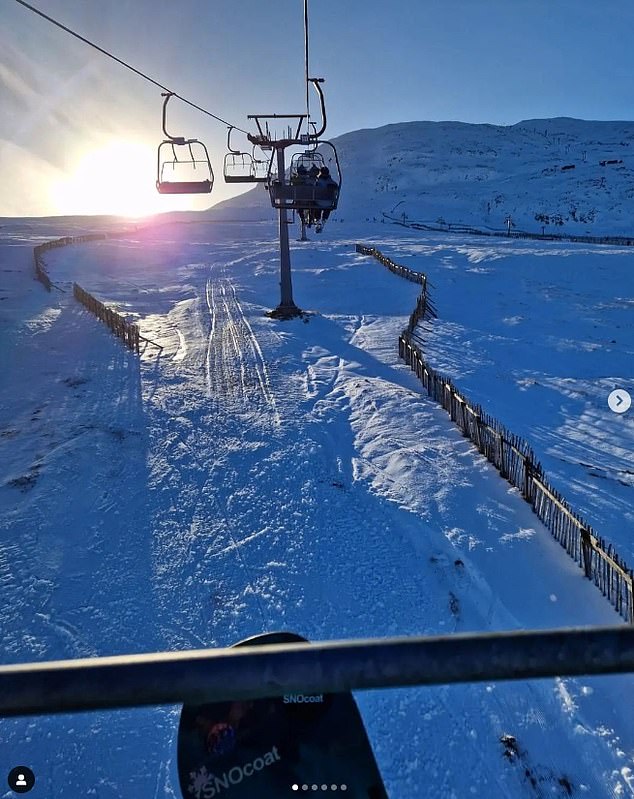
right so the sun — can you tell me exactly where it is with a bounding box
[50,139,199,217]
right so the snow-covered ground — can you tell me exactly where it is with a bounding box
[376,231,634,563]
[1,217,633,798]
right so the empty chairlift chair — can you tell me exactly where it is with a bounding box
[223,127,270,184]
[223,151,257,183]
[156,93,214,195]
[251,147,271,182]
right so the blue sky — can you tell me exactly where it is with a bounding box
[3,0,634,216]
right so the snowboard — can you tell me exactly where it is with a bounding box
[177,632,388,798]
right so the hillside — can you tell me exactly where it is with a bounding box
[209,117,634,235]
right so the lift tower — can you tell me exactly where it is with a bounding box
[247,79,334,319]
[247,115,307,318]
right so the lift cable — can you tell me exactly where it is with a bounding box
[12,0,250,135]
[304,0,310,134]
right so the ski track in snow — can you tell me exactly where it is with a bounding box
[173,327,186,361]
[1,222,633,798]
[203,265,280,421]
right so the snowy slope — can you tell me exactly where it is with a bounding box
[373,233,634,565]
[209,117,634,236]
[1,218,633,798]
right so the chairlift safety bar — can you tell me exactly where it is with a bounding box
[0,625,632,717]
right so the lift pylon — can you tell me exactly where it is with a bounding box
[246,79,341,318]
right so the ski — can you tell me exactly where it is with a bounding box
[177,632,388,798]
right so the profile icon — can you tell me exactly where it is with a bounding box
[7,766,35,793]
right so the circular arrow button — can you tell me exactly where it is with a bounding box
[608,389,631,414]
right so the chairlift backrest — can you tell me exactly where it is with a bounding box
[291,151,326,177]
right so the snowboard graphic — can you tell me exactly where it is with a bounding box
[177,632,388,798]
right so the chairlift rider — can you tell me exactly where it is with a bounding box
[313,166,338,232]
[291,164,311,226]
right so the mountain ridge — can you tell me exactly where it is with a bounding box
[206,116,634,235]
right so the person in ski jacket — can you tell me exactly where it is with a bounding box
[292,164,309,184]
[314,166,338,230]
[291,164,310,225]
[305,164,322,224]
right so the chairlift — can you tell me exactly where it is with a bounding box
[223,151,257,183]
[156,93,214,195]
[267,140,341,214]
[223,127,268,183]
[251,146,271,182]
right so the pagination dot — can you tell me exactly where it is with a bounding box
[292,783,348,792]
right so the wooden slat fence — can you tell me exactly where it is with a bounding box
[32,229,144,293]
[32,229,162,356]
[355,244,437,329]
[359,243,634,623]
[73,283,140,353]
[33,248,52,291]
[33,234,109,291]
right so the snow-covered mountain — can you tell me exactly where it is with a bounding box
[209,117,634,235]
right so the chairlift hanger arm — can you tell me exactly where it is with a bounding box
[305,122,318,152]
[227,126,242,155]
[308,78,327,140]
[161,92,186,144]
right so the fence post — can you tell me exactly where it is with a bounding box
[498,433,506,478]
[471,414,481,452]
[523,456,533,501]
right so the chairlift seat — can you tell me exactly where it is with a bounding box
[224,174,260,184]
[268,181,339,210]
[156,180,213,195]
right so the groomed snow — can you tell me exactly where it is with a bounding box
[1,218,632,798]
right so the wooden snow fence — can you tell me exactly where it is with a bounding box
[358,243,634,623]
[32,229,162,356]
[355,244,437,329]
[73,283,140,354]
[33,234,110,291]
[33,247,52,291]
[32,230,143,292]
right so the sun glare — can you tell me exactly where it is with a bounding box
[50,140,197,217]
